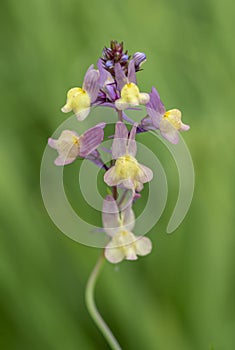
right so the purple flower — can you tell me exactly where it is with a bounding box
[48,123,105,166]
[142,87,190,144]
[114,60,150,110]
[104,122,153,192]
[61,65,100,121]
[102,195,152,264]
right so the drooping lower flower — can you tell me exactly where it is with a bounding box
[102,195,152,264]
[114,60,149,110]
[141,87,190,144]
[61,65,100,121]
[104,122,153,192]
[48,123,105,165]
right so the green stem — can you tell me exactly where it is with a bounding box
[85,253,122,350]
[117,110,123,122]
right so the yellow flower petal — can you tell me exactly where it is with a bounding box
[121,83,140,104]
[163,109,182,130]
[61,87,91,118]
[115,83,149,110]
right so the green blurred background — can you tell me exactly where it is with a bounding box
[1,0,234,349]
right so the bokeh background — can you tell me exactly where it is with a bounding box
[1,0,234,349]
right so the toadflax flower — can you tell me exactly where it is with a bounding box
[61,65,100,121]
[102,195,152,263]
[114,60,150,110]
[48,123,105,165]
[104,122,153,192]
[142,87,190,144]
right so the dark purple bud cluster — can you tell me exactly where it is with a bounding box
[102,40,131,76]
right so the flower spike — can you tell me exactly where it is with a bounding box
[46,40,192,350]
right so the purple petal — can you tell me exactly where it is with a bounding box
[161,131,179,144]
[97,58,108,87]
[127,123,137,157]
[86,150,105,168]
[79,124,105,157]
[102,195,120,236]
[112,122,128,159]
[48,138,57,149]
[54,155,76,166]
[127,59,137,84]
[133,193,141,201]
[146,87,165,127]
[82,64,94,89]
[180,123,190,131]
[95,122,106,129]
[133,52,146,68]
[106,84,118,101]
[83,66,100,103]
[114,63,127,91]
[140,115,156,131]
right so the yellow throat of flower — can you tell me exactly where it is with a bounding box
[66,87,91,111]
[121,83,140,104]
[163,109,182,130]
[115,154,140,179]
[72,135,80,146]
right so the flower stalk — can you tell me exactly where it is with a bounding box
[85,253,122,350]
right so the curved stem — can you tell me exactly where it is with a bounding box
[85,253,122,350]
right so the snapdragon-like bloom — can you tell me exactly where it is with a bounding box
[48,123,105,165]
[104,122,153,192]
[143,87,190,144]
[102,195,152,263]
[114,60,149,110]
[61,65,100,121]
